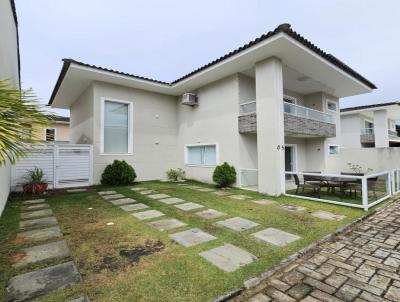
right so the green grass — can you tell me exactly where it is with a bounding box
[0,181,394,302]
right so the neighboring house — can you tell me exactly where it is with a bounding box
[341,102,400,148]
[31,116,70,143]
[49,23,376,196]
[0,0,20,215]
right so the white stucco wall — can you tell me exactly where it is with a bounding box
[91,82,179,183]
[0,0,19,216]
[341,114,362,148]
[178,75,240,183]
[70,85,94,144]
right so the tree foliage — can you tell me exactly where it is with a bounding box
[0,79,53,165]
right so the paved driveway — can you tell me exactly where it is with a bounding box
[233,200,400,302]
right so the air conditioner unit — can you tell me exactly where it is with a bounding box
[181,93,198,106]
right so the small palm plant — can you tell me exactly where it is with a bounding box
[0,79,54,165]
[23,167,48,194]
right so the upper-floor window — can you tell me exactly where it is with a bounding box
[327,100,337,112]
[328,144,340,155]
[283,95,297,104]
[364,120,374,129]
[102,99,133,154]
[186,144,217,166]
[45,128,55,142]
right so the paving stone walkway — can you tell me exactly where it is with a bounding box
[235,200,400,302]
[7,198,83,301]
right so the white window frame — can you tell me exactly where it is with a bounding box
[100,97,134,155]
[184,143,219,167]
[45,128,56,142]
[326,100,338,112]
[283,95,297,104]
[284,144,298,172]
[328,144,340,156]
[364,119,374,129]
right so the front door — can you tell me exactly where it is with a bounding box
[285,145,296,180]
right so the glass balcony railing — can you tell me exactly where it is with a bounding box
[361,128,374,135]
[283,102,335,124]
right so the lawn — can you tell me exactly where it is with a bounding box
[0,181,392,302]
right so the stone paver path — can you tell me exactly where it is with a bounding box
[97,191,117,195]
[22,199,46,205]
[147,218,187,231]
[131,187,146,191]
[7,261,81,301]
[197,188,215,192]
[109,198,136,205]
[230,195,252,200]
[148,193,171,200]
[174,202,204,211]
[102,194,125,200]
[22,203,50,211]
[200,244,257,272]
[21,209,53,219]
[280,204,307,212]
[159,197,185,205]
[120,203,149,212]
[251,227,301,247]
[169,228,217,247]
[17,226,63,242]
[140,190,157,195]
[312,210,347,221]
[252,199,276,206]
[217,217,259,232]
[132,209,165,220]
[212,191,233,196]
[20,216,58,229]
[195,209,227,220]
[235,200,400,302]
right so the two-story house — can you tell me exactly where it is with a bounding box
[341,102,400,148]
[49,23,376,196]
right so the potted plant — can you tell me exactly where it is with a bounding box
[23,167,48,194]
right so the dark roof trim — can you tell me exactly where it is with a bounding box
[48,23,377,105]
[10,0,21,86]
[341,102,400,112]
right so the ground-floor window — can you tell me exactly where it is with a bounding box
[186,144,217,166]
[45,128,56,142]
[328,144,340,155]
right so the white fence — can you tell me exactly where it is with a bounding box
[284,171,395,211]
[11,144,93,191]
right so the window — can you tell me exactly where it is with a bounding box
[102,99,132,154]
[283,95,297,104]
[186,144,217,166]
[45,128,55,142]
[327,100,337,112]
[328,145,340,155]
[364,120,374,129]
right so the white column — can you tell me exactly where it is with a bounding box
[374,109,389,148]
[255,57,285,195]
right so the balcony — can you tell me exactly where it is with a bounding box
[238,101,336,137]
[360,128,374,144]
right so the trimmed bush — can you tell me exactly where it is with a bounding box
[166,168,186,182]
[101,160,137,186]
[213,162,236,187]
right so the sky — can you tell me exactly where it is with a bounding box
[15,0,400,117]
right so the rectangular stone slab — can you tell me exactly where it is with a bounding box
[22,203,50,211]
[131,187,147,191]
[229,195,252,200]
[13,240,70,267]
[186,185,202,189]
[17,226,63,242]
[169,228,217,247]
[196,188,215,192]
[251,228,301,247]
[132,210,165,220]
[102,194,125,200]
[21,209,53,220]
[199,244,257,272]
[252,199,276,206]
[22,199,46,205]
[311,211,346,221]
[147,218,187,231]
[148,194,170,200]
[195,209,227,220]
[109,198,136,205]
[19,216,58,229]
[140,190,156,195]
[212,191,232,196]
[216,217,259,232]
[97,190,117,195]
[6,261,81,302]
[280,204,307,212]
[158,197,185,205]
[120,203,149,212]
[174,202,204,211]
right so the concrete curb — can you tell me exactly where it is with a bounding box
[211,199,397,302]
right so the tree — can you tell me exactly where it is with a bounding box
[0,79,53,165]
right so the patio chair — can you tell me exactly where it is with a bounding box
[341,172,363,198]
[293,174,321,198]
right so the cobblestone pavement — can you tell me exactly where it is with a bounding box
[232,200,400,302]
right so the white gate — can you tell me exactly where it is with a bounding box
[11,144,93,191]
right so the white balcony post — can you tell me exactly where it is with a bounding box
[362,177,368,211]
[374,109,389,147]
[255,57,285,196]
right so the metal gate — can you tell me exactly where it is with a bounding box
[11,144,93,191]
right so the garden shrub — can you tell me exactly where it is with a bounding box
[166,168,186,181]
[213,162,236,187]
[101,160,137,186]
